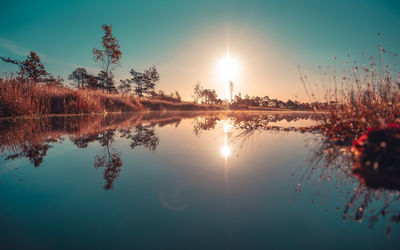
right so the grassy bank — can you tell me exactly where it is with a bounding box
[0,79,143,117]
[0,79,227,117]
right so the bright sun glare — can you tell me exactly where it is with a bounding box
[216,53,240,100]
[217,54,240,82]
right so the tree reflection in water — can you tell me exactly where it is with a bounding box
[5,112,396,235]
[0,111,397,237]
[94,130,122,190]
[193,117,219,136]
[0,114,163,190]
[120,124,159,151]
[0,112,322,190]
[5,141,54,168]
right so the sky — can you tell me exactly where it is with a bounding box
[1,0,399,101]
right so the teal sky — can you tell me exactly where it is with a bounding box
[1,0,399,101]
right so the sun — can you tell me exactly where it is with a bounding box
[216,53,240,101]
[216,53,240,84]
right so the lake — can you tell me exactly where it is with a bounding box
[0,111,398,249]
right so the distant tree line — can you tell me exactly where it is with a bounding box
[231,93,327,110]
[191,82,326,110]
[192,82,223,104]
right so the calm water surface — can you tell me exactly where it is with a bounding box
[0,111,398,249]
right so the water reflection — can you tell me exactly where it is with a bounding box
[0,112,320,189]
[221,119,233,159]
[0,114,162,190]
[221,136,231,158]
[294,127,400,239]
[190,112,399,239]
[0,111,398,243]
[93,130,122,190]
[5,140,53,168]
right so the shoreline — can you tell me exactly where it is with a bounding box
[0,109,323,120]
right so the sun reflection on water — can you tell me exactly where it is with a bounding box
[223,122,233,133]
[220,119,233,159]
[221,135,231,158]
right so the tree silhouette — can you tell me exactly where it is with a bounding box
[0,51,51,83]
[202,89,218,104]
[127,66,160,97]
[142,66,159,95]
[131,69,145,96]
[192,82,218,104]
[97,70,117,92]
[118,79,132,93]
[192,82,203,103]
[68,67,88,88]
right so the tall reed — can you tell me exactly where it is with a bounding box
[299,36,400,143]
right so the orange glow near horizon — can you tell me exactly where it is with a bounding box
[159,28,306,102]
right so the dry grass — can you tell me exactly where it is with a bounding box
[300,45,400,144]
[0,79,229,117]
[0,79,143,117]
[294,42,400,238]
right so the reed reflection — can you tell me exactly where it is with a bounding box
[294,123,400,239]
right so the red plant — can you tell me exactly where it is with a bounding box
[352,122,400,190]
